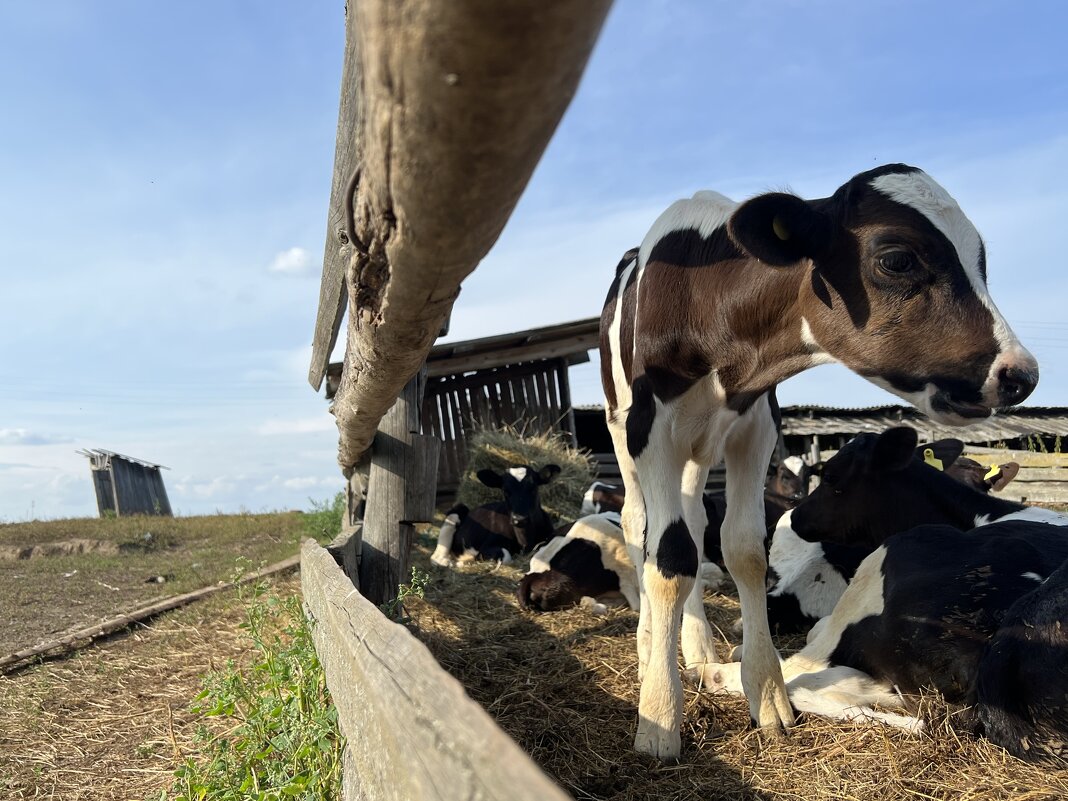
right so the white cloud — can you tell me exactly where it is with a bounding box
[268,246,313,275]
[0,428,72,446]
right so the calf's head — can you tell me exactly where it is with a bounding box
[790,427,991,548]
[728,164,1038,424]
[477,463,561,545]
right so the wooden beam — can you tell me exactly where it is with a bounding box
[426,333,600,377]
[325,0,613,471]
[308,2,364,391]
[300,539,573,801]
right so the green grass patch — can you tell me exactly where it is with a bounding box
[163,571,343,801]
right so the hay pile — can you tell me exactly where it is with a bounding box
[409,542,1068,801]
[455,426,596,523]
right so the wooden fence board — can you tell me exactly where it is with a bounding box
[301,540,572,801]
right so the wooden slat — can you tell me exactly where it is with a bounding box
[308,3,363,391]
[555,358,577,444]
[301,540,573,801]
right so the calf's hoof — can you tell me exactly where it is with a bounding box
[750,683,795,731]
[634,718,682,761]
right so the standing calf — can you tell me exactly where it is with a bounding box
[601,164,1037,757]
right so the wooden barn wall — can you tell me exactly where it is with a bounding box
[108,459,173,517]
[422,359,575,492]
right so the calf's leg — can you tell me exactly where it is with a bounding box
[722,397,793,730]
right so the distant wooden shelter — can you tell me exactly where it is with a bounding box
[78,449,172,517]
[326,317,599,493]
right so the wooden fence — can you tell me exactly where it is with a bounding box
[422,359,576,492]
[301,539,571,801]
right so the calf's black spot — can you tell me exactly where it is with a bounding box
[627,375,656,458]
[656,518,698,579]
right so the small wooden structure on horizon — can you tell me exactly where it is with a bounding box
[78,449,173,517]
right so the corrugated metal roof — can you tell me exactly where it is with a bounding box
[76,449,169,470]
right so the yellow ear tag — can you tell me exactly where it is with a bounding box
[923,448,943,471]
[984,464,1000,481]
[772,215,790,241]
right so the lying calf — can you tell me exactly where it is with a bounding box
[765,429,1021,634]
[431,463,560,566]
[713,520,1068,762]
[517,513,640,612]
[517,513,724,613]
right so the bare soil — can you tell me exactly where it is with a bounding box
[0,513,307,655]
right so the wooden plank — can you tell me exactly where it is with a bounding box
[997,482,1068,505]
[555,359,577,445]
[308,3,363,392]
[328,2,613,470]
[426,333,599,377]
[301,540,572,801]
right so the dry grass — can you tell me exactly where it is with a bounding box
[456,426,596,522]
[405,542,1068,801]
[0,573,300,800]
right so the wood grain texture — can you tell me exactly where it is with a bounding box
[300,539,572,801]
[309,2,363,391]
[328,0,613,470]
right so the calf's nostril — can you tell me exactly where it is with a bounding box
[998,366,1038,406]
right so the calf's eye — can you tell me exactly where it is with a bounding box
[878,251,916,274]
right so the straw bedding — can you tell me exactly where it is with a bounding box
[406,540,1068,801]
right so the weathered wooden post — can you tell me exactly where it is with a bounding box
[359,371,441,606]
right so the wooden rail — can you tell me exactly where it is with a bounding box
[300,539,571,801]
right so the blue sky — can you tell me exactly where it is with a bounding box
[2,1,1067,520]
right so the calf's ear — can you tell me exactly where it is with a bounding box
[918,438,965,470]
[871,426,918,472]
[990,462,1020,491]
[728,193,835,267]
[476,468,504,488]
[536,464,562,485]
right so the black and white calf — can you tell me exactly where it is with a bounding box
[517,513,641,612]
[431,464,561,566]
[765,434,1021,633]
[790,427,1052,549]
[580,481,627,516]
[973,554,1068,764]
[711,520,1068,763]
[600,164,1038,757]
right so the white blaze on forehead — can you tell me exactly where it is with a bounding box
[507,466,530,481]
[870,170,1018,353]
[781,456,805,476]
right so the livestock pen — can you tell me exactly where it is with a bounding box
[300,2,1068,799]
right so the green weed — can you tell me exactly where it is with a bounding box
[380,566,430,623]
[166,579,343,801]
[301,492,346,543]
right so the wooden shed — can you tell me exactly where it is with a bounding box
[326,317,600,494]
[78,449,173,517]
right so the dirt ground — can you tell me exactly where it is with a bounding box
[0,572,301,800]
[0,513,307,654]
